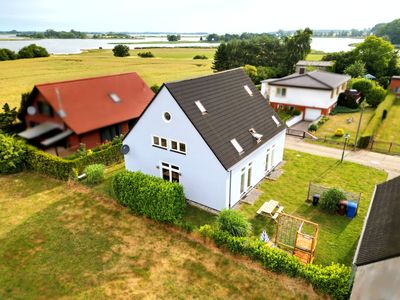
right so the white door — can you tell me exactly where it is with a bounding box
[304,108,321,121]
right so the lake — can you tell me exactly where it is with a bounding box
[0,35,362,54]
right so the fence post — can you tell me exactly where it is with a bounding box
[370,140,374,150]
[389,142,392,153]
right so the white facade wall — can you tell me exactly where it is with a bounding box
[228,130,286,208]
[123,87,229,211]
[269,85,336,109]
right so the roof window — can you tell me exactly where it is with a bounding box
[230,138,244,154]
[109,93,121,103]
[195,100,207,114]
[272,115,281,127]
[249,128,263,143]
[244,85,253,96]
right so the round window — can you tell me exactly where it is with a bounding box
[163,112,171,122]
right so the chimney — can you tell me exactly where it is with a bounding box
[299,67,306,74]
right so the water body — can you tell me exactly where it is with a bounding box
[0,35,362,54]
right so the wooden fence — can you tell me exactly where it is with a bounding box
[369,140,400,155]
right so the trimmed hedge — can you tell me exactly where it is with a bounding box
[112,170,186,223]
[84,164,105,184]
[199,225,351,299]
[358,93,396,148]
[330,106,360,115]
[25,141,123,180]
[217,209,251,237]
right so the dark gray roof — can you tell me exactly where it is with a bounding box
[269,70,350,90]
[165,68,286,170]
[355,176,400,266]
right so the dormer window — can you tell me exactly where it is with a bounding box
[231,138,244,155]
[195,100,207,115]
[109,93,121,103]
[244,85,253,96]
[249,128,263,143]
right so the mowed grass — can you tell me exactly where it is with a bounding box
[239,150,387,266]
[312,108,375,145]
[0,48,216,108]
[0,172,322,299]
[374,97,400,150]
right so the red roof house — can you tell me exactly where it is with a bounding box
[18,73,154,153]
[389,76,400,96]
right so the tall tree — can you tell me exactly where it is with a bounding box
[282,28,313,74]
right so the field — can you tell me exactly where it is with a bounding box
[0,48,216,108]
[238,150,386,266]
[374,98,400,145]
[312,108,375,145]
[0,172,322,299]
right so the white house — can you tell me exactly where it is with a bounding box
[351,176,400,299]
[261,70,350,121]
[122,69,286,211]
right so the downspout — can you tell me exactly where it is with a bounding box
[228,170,232,209]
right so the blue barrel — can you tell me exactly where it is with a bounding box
[347,201,358,218]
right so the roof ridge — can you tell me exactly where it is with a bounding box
[306,72,333,89]
[36,72,139,87]
[165,68,244,85]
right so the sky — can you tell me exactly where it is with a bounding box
[0,0,398,33]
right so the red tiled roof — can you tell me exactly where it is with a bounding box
[34,73,154,134]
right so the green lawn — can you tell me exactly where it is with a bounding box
[374,97,400,152]
[238,150,387,266]
[0,172,322,299]
[0,48,216,108]
[312,108,375,145]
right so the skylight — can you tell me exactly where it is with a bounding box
[195,100,207,114]
[230,138,244,154]
[244,85,253,96]
[272,115,281,127]
[109,93,121,103]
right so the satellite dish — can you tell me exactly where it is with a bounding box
[121,144,130,155]
[27,106,37,116]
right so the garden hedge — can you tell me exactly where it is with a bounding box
[358,93,395,148]
[25,141,123,180]
[199,225,351,300]
[112,170,186,223]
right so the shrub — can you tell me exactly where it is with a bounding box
[193,55,208,60]
[199,225,351,299]
[216,209,251,237]
[0,48,17,61]
[337,92,359,109]
[167,34,181,42]
[334,128,344,137]
[308,124,318,132]
[84,164,105,184]
[382,109,388,120]
[112,170,186,223]
[0,134,27,173]
[150,84,160,93]
[366,86,386,107]
[112,44,130,57]
[18,44,49,58]
[137,51,154,58]
[292,109,301,116]
[320,188,346,213]
[351,78,373,99]
[330,105,360,115]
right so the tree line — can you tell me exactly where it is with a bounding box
[212,28,313,81]
[17,29,87,39]
[372,18,400,45]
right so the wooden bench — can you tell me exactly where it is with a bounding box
[272,206,284,220]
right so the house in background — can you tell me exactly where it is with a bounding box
[351,176,400,299]
[389,75,400,97]
[123,69,286,211]
[295,60,334,73]
[18,73,154,154]
[261,70,350,121]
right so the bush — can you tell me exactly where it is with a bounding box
[112,44,130,57]
[193,55,208,60]
[320,188,346,213]
[0,48,17,61]
[112,170,186,223]
[351,78,373,99]
[292,109,301,116]
[334,128,344,137]
[337,92,359,109]
[167,34,181,42]
[366,86,386,107]
[150,84,160,93]
[382,109,388,120]
[216,209,251,237]
[0,134,27,173]
[18,44,49,58]
[308,124,318,132]
[137,51,154,58]
[199,225,351,299]
[330,105,360,115]
[243,64,259,83]
[84,164,105,184]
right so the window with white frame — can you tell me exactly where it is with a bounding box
[240,167,246,194]
[276,87,287,97]
[152,135,168,149]
[171,140,187,154]
[161,162,180,183]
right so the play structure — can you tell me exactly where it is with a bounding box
[275,213,319,264]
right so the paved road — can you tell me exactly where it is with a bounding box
[285,136,400,179]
